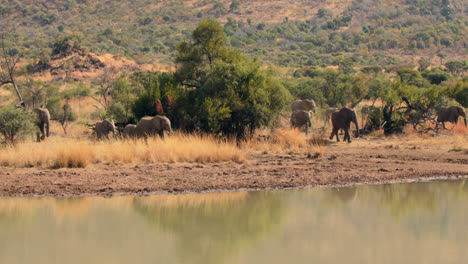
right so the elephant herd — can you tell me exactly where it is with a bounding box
[290,99,466,143]
[27,100,468,144]
[94,115,172,140]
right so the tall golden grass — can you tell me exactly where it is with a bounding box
[248,128,325,157]
[0,134,247,168]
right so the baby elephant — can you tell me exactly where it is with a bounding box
[94,120,116,140]
[291,110,312,135]
[123,124,136,138]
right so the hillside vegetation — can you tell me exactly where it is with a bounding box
[0,0,467,67]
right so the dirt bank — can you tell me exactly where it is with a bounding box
[0,138,467,197]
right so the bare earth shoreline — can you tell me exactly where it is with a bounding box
[1,140,467,197]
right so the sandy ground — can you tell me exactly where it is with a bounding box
[0,138,467,197]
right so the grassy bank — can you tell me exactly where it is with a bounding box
[0,134,247,168]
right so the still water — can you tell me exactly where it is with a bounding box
[0,179,467,264]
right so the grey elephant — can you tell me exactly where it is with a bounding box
[123,124,136,138]
[33,106,50,142]
[94,120,116,140]
[330,107,359,143]
[291,110,312,135]
[135,115,172,139]
[292,99,316,114]
[436,106,467,129]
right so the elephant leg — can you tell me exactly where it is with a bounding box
[45,121,50,137]
[330,128,339,141]
[345,129,351,143]
[38,123,45,141]
[329,129,336,140]
[158,130,164,139]
[36,132,41,142]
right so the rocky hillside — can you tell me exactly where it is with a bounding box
[0,0,467,67]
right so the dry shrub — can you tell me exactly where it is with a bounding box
[0,134,247,168]
[248,128,327,156]
[270,128,307,152]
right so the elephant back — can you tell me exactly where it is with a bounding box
[135,116,156,136]
[292,99,316,112]
[123,124,136,137]
[33,107,50,123]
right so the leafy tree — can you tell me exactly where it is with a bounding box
[0,33,24,107]
[175,19,290,139]
[396,68,427,87]
[18,79,60,108]
[445,80,468,107]
[0,107,36,145]
[417,57,431,72]
[421,68,451,85]
[445,61,466,75]
[131,71,182,123]
[380,78,446,134]
[55,103,77,135]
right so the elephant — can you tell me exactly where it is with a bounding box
[436,106,467,129]
[135,115,172,139]
[33,106,50,142]
[329,107,359,143]
[123,124,136,138]
[291,110,312,135]
[292,99,316,114]
[94,120,116,140]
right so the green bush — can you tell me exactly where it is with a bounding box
[0,107,36,145]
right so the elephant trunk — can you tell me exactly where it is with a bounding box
[463,114,467,127]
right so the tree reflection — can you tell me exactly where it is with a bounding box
[132,191,288,264]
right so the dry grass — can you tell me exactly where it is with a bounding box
[247,128,327,156]
[0,134,247,168]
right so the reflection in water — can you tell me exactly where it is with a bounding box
[132,192,287,264]
[0,180,467,264]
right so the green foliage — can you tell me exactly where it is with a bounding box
[131,71,182,122]
[379,78,447,134]
[1,0,467,68]
[421,68,451,85]
[52,35,82,56]
[175,19,290,138]
[445,80,468,107]
[445,60,467,75]
[0,107,36,145]
[18,79,59,108]
[288,68,366,108]
[396,68,427,87]
[55,103,77,135]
